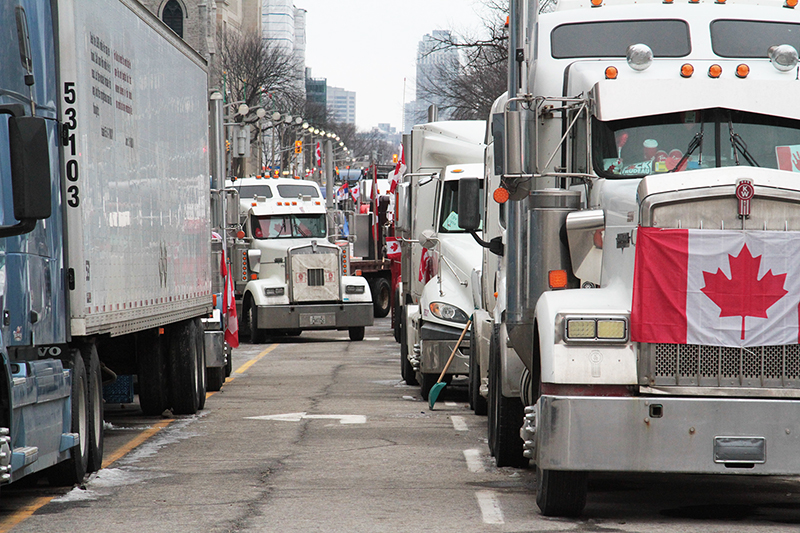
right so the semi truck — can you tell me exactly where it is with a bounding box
[395,121,485,399]
[459,0,800,517]
[226,176,373,342]
[0,0,220,488]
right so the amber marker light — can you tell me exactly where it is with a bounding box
[605,66,618,79]
[681,64,695,77]
[493,187,510,204]
[549,270,568,289]
[236,230,245,239]
[715,0,726,4]
[591,0,603,6]
[736,64,750,78]
[787,0,798,8]
[708,64,723,78]
[662,0,673,3]
[689,0,700,3]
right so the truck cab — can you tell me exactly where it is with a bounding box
[228,177,373,342]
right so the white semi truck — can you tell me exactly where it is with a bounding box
[0,0,220,489]
[395,121,485,399]
[227,176,373,342]
[459,0,800,517]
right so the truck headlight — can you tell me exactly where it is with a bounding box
[429,302,469,323]
[345,285,365,294]
[565,317,627,342]
[264,287,285,296]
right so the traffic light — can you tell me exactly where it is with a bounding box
[392,153,398,163]
[294,140,302,154]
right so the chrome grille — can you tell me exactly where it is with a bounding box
[641,343,800,389]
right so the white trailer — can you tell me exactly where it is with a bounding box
[0,0,216,490]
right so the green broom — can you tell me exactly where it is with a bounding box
[428,318,472,409]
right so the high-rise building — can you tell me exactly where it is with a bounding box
[327,86,356,125]
[305,69,327,124]
[415,30,459,123]
[262,0,306,97]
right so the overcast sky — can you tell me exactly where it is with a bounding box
[298,0,488,131]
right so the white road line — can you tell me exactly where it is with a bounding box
[463,449,484,473]
[475,490,505,525]
[451,415,468,431]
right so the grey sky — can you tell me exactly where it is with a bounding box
[298,0,488,130]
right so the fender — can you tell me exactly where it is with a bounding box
[534,285,637,386]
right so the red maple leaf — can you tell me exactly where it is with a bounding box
[701,244,788,340]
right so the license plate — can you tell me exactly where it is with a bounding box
[300,313,335,326]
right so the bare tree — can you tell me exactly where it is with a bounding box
[417,1,508,121]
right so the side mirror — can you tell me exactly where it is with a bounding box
[419,228,438,250]
[247,249,261,273]
[458,177,481,231]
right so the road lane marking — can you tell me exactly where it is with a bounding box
[234,344,279,374]
[463,449,484,473]
[246,412,367,424]
[451,415,468,431]
[0,418,176,533]
[475,490,505,524]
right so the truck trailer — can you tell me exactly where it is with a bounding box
[0,0,218,488]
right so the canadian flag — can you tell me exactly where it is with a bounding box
[631,227,800,347]
[350,183,360,203]
[419,248,433,283]
[389,144,406,194]
[220,245,239,348]
[386,237,401,261]
[315,141,322,167]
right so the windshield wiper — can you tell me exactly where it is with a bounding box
[728,118,760,167]
[669,130,704,173]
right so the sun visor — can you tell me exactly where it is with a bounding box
[591,78,800,122]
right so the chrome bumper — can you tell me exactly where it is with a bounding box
[524,395,800,474]
[256,302,374,330]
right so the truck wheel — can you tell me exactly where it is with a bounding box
[193,318,207,410]
[137,329,169,416]
[469,322,487,416]
[84,344,104,473]
[206,367,226,392]
[393,295,402,343]
[419,372,438,401]
[348,326,365,341]
[371,277,391,318]
[169,320,200,415]
[48,351,89,486]
[488,326,528,468]
[400,308,418,385]
[536,468,587,517]
[246,295,266,344]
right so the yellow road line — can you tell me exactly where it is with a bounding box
[0,344,279,530]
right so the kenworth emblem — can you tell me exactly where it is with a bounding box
[735,179,754,218]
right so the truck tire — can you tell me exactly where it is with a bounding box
[193,318,207,410]
[399,306,418,385]
[488,326,528,468]
[48,351,89,486]
[419,372,438,401]
[245,295,266,344]
[393,294,402,343]
[137,329,169,416]
[349,326,365,341]
[469,321,487,416]
[84,344,104,473]
[169,320,200,415]
[536,468,587,517]
[371,277,391,318]
[207,367,226,392]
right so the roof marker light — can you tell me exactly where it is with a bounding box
[689,0,700,3]
[663,0,673,3]
[605,66,618,79]
[787,0,798,8]
[680,63,695,77]
[590,0,603,6]
[493,187,509,204]
[736,64,750,78]
[715,0,726,4]
[769,44,799,72]
[627,44,653,71]
[708,64,723,78]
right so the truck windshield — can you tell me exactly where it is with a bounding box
[253,214,326,239]
[235,184,272,198]
[439,180,484,233]
[592,109,800,178]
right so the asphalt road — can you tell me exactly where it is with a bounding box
[2,318,800,532]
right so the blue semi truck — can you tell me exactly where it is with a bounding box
[0,0,221,488]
